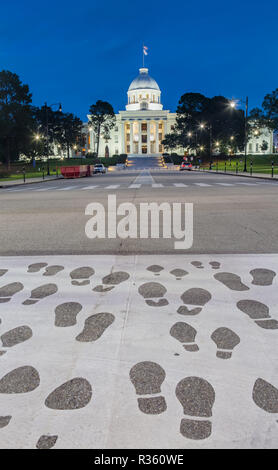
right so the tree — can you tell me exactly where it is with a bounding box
[169,93,245,156]
[56,113,83,159]
[162,133,180,152]
[250,89,278,132]
[0,70,33,167]
[88,100,115,157]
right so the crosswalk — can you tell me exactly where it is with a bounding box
[3,180,276,193]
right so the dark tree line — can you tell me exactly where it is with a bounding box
[0,70,83,167]
[163,93,245,156]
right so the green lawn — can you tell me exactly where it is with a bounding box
[200,154,278,176]
[0,156,126,182]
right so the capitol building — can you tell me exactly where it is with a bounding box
[86,67,178,157]
[75,66,274,158]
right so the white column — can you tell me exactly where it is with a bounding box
[156,121,159,153]
[121,122,125,154]
[147,121,151,154]
[138,121,142,154]
[130,121,133,154]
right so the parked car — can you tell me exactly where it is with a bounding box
[93,164,106,174]
[180,161,193,171]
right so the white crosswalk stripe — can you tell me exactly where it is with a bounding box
[129,184,141,188]
[173,183,188,187]
[33,187,59,191]
[194,183,212,187]
[105,185,120,189]
[152,184,164,188]
[80,185,99,190]
[215,183,234,186]
[236,182,257,186]
[57,186,76,191]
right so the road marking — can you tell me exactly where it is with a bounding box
[215,183,234,186]
[152,184,164,188]
[57,186,77,191]
[236,182,257,186]
[133,170,154,185]
[81,185,99,190]
[105,185,120,189]
[34,187,59,191]
[173,183,188,187]
[129,184,141,188]
[194,183,212,187]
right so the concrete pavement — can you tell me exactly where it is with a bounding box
[0,254,277,448]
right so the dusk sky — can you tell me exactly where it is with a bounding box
[1,0,277,120]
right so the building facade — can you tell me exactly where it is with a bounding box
[86,67,177,157]
[75,66,274,158]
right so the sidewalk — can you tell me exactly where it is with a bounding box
[196,168,278,181]
[0,175,62,189]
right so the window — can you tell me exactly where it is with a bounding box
[115,136,118,143]
[159,123,163,129]
[159,144,163,152]
[249,143,253,152]
[159,133,163,141]
[171,125,174,130]
[115,126,118,132]
[115,149,119,154]
[142,134,147,143]
[126,133,130,142]
[127,145,130,153]
[141,123,147,132]
[256,143,259,152]
[126,124,130,130]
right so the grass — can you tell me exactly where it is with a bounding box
[199,154,278,176]
[0,156,127,182]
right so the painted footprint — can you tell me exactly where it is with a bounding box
[45,378,92,410]
[0,416,12,429]
[0,282,24,303]
[147,265,164,276]
[70,267,95,286]
[1,325,33,348]
[170,322,199,352]
[22,283,58,305]
[55,302,82,327]
[76,312,115,342]
[0,269,8,277]
[36,435,58,449]
[191,261,204,269]
[177,288,211,316]
[129,361,167,414]
[138,282,168,307]
[253,378,278,414]
[250,269,276,286]
[237,300,278,329]
[43,265,64,277]
[176,377,215,440]
[214,272,249,291]
[209,261,220,270]
[211,327,240,359]
[93,271,130,292]
[0,366,40,393]
[170,269,188,280]
[27,263,48,273]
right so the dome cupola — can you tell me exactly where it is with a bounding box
[126,67,163,111]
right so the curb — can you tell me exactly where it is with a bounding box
[194,169,278,182]
[0,176,63,189]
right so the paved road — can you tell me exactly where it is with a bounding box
[0,169,278,255]
[1,165,278,449]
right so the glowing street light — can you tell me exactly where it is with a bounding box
[229,96,249,172]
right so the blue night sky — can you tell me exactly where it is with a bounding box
[1,0,277,121]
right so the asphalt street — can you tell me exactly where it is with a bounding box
[0,169,278,255]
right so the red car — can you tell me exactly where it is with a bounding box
[180,161,192,171]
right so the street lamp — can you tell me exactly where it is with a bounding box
[44,102,62,176]
[229,97,248,172]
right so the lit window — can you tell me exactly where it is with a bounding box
[141,123,147,132]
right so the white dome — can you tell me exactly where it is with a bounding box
[128,68,160,91]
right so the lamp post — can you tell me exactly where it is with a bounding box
[199,122,213,169]
[44,102,62,176]
[230,97,248,172]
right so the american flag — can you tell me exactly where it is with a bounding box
[143,45,148,56]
